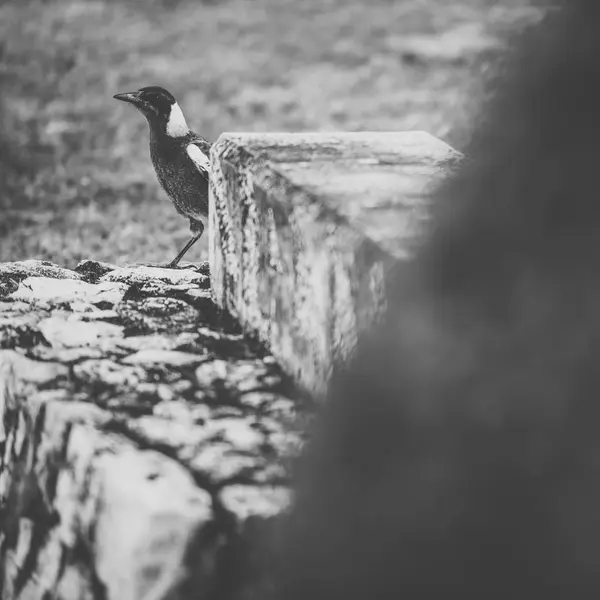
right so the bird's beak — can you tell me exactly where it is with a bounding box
[113,91,143,106]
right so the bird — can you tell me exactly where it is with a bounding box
[113,86,211,268]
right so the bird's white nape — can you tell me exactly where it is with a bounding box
[166,102,190,137]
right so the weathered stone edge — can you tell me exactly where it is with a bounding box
[209,134,442,396]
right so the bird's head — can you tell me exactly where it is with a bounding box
[113,86,189,137]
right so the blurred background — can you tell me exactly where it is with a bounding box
[0,0,540,267]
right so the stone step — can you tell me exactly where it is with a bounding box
[0,259,305,600]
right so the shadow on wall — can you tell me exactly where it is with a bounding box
[278,0,600,598]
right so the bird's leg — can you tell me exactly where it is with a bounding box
[168,220,204,268]
[168,234,201,268]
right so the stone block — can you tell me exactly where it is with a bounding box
[0,260,305,600]
[209,131,461,395]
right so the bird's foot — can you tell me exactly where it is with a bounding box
[125,261,184,270]
[165,261,200,270]
[163,261,183,270]
[161,261,202,271]
[125,261,200,271]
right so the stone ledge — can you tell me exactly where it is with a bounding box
[0,259,306,600]
[209,131,461,395]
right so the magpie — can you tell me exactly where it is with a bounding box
[113,86,211,267]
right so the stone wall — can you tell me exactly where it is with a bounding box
[0,131,459,599]
[0,260,305,600]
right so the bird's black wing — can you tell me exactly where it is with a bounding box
[185,135,212,181]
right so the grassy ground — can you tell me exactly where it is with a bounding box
[0,0,537,267]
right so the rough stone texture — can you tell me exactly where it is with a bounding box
[209,131,461,395]
[0,260,306,600]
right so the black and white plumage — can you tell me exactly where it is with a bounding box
[113,86,211,267]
